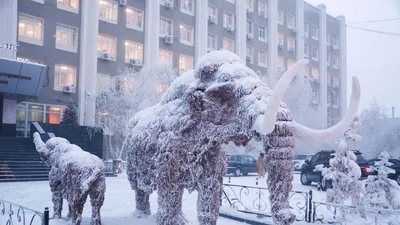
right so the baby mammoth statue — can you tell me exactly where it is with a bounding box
[33,133,106,225]
[123,50,361,225]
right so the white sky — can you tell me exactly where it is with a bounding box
[305,0,400,117]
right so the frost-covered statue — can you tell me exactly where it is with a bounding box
[361,151,400,209]
[33,133,106,225]
[124,51,361,225]
[49,167,71,219]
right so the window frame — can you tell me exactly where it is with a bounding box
[159,17,173,37]
[208,5,218,24]
[287,36,296,51]
[180,0,195,16]
[311,47,319,61]
[258,0,267,17]
[18,13,44,46]
[277,9,284,25]
[97,73,116,92]
[124,40,143,64]
[57,0,79,14]
[207,33,217,51]
[333,55,339,68]
[246,21,253,35]
[179,24,194,46]
[287,13,295,29]
[258,25,267,42]
[53,64,77,92]
[258,50,267,67]
[126,6,144,31]
[222,38,234,52]
[178,54,194,74]
[246,45,253,64]
[304,23,309,38]
[304,42,309,58]
[311,67,319,80]
[311,25,319,40]
[98,0,118,24]
[56,23,78,53]
[158,48,173,68]
[223,11,235,29]
[97,33,117,60]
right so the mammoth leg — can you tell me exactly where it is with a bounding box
[197,176,223,225]
[51,190,63,219]
[89,175,105,225]
[156,185,185,225]
[133,189,151,218]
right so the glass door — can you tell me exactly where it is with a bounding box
[16,103,27,137]
[27,104,44,137]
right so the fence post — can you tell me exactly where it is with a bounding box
[307,190,313,223]
[44,207,49,225]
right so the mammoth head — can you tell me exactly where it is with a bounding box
[187,50,361,145]
[33,132,70,166]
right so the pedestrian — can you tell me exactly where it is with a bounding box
[257,153,265,178]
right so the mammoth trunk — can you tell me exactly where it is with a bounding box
[265,104,296,225]
[33,132,46,153]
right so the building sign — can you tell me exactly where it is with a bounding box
[0,41,19,52]
[0,57,47,97]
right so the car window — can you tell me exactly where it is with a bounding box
[227,155,237,161]
[294,155,307,160]
[247,156,256,163]
[240,156,249,164]
[310,154,319,164]
[317,153,331,164]
[355,154,367,163]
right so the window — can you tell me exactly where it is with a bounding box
[304,43,308,57]
[99,0,118,23]
[56,24,78,52]
[304,23,309,38]
[97,73,115,92]
[332,76,340,87]
[179,54,193,73]
[311,67,319,79]
[258,26,266,41]
[246,21,253,34]
[124,41,143,64]
[258,50,267,67]
[277,9,283,25]
[246,0,254,10]
[287,13,295,29]
[327,92,331,106]
[326,33,330,46]
[304,65,310,77]
[287,36,295,50]
[246,46,253,63]
[18,14,44,45]
[287,59,295,68]
[222,38,234,52]
[312,89,319,104]
[332,37,339,48]
[97,34,117,58]
[311,26,318,40]
[54,64,76,91]
[160,18,173,36]
[312,47,318,61]
[47,106,63,124]
[180,0,194,15]
[57,0,79,12]
[258,0,267,17]
[333,56,339,68]
[278,56,284,68]
[207,34,217,51]
[126,7,144,31]
[327,73,331,85]
[223,11,234,29]
[277,32,284,45]
[158,49,173,67]
[208,6,218,23]
[160,0,174,7]
[180,24,194,46]
[331,92,339,108]
[326,52,330,65]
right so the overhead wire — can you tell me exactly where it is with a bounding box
[348,17,400,24]
[348,64,400,75]
[346,25,400,37]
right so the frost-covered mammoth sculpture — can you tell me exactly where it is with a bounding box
[33,133,106,225]
[124,51,360,225]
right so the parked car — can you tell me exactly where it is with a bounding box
[226,154,258,177]
[300,150,372,191]
[293,154,313,171]
[368,158,400,185]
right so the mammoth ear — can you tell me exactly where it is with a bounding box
[186,85,205,122]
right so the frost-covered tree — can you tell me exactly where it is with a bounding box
[361,151,400,209]
[95,65,177,159]
[60,102,78,125]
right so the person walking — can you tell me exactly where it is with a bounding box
[257,153,266,178]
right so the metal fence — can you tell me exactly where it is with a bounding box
[0,199,49,225]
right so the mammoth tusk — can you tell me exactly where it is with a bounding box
[293,76,361,141]
[255,59,310,135]
[33,132,46,152]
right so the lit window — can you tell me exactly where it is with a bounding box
[99,0,118,23]
[223,11,234,29]
[157,84,169,94]
[277,32,284,45]
[208,33,217,51]
[246,0,254,10]
[97,34,117,58]
[277,9,283,25]
[97,73,115,92]
[333,56,339,68]
[287,59,295,68]
[158,49,173,68]
[278,56,284,68]
[287,36,295,50]
[46,106,62,124]
[126,7,144,31]
[258,50,267,67]
[246,21,253,34]
[258,0,267,17]
[124,41,143,64]
[304,65,309,77]
[304,23,309,38]
[180,24,194,46]
[304,43,308,58]
[332,37,339,48]
[222,38,234,52]
[179,54,193,74]
[160,17,173,36]
[246,46,253,63]
[327,52,330,65]
[326,33,330,46]
[311,26,318,40]
[180,0,194,15]
[312,89,319,104]
[312,47,318,61]
[287,13,295,29]
[208,5,218,23]
[57,0,79,12]
[327,73,331,85]
[54,64,76,91]
[56,24,78,52]
[311,67,319,79]
[18,14,44,45]
[258,26,267,41]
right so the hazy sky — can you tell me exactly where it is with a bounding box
[305,0,400,117]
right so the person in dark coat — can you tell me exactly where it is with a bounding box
[257,153,266,178]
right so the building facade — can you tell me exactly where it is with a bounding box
[0,0,347,137]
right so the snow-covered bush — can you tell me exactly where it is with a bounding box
[361,151,400,209]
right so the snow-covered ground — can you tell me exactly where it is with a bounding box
[0,173,323,225]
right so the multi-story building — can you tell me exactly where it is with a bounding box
[0,0,347,137]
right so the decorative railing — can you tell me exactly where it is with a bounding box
[0,199,49,225]
[221,180,312,222]
[312,201,400,225]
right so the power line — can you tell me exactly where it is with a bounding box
[347,25,400,37]
[348,64,400,75]
[348,17,400,24]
